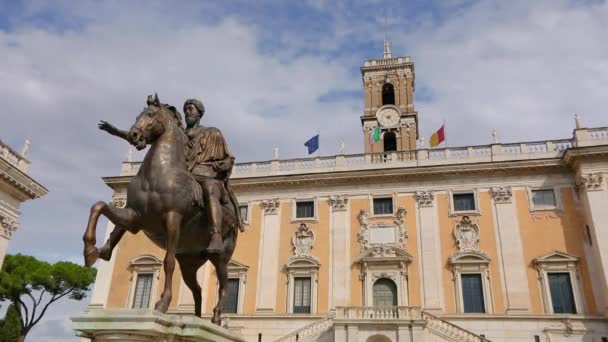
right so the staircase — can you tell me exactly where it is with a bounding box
[274,314,334,342]
[422,311,490,342]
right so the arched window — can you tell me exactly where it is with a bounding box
[373,278,397,307]
[366,335,392,342]
[383,131,397,152]
[382,83,395,105]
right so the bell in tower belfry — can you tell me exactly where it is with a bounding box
[361,40,419,154]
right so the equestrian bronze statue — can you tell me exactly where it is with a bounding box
[82,94,243,325]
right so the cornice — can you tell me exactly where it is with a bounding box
[0,158,48,200]
[563,144,608,166]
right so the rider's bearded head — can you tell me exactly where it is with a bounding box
[184,99,205,128]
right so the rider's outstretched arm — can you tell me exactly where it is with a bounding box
[98,121,131,143]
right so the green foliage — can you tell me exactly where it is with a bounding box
[0,303,22,342]
[0,254,96,339]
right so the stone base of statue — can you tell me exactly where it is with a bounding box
[71,309,246,342]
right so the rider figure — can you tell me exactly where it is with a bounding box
[183,99,243,254]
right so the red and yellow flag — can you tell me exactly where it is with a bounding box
[429,125,445,147]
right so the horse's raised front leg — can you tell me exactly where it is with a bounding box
[154,211,182,314]
[210,254,229,325]
[83,201,138,267]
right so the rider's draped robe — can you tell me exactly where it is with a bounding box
[185,125,243,232]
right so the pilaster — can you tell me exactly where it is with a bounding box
[329,195,350,308]
[490,186,531,313]
[414,191,444,312]
[255,199,282,312]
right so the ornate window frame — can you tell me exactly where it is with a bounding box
[527,186,562,211]
[285,256,320,314]
[449,251,493,314]
[534,251,584,315]
[369,193,397,217]
[126,255,163,309]
[449,189,480,216]
[217,259,249,315]
[291,197,318,222]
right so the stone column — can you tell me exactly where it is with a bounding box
[255,199,281,312]
[490,187,531,313]
[576,172,608,314]
[415,191,444,312]
[329,195,350,308]
[0,216,17,270]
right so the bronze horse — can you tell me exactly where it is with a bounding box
[82,94,239,324]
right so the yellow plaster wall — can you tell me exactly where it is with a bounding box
[399,195,421,306]
[517,188,597,314]
[437,192,505,314]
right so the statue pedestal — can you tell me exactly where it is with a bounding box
[71,309,246,342]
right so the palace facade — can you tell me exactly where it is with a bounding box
[0,139,47,268]
[87,44,608,342]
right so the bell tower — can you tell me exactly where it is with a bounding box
[361,40,418,154]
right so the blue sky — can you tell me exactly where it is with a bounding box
[1,0,607,340]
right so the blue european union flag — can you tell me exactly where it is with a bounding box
[304,134,319,154]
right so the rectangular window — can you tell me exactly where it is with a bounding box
[221,278,240,314]
[293,277,311,313]
[531,189,556,208]
[132,273,153,309]
[461,274,485,313]
[453,193,476,212]
[373,197,393,215]
[239,205,248,224]
[296,201,315,219]
[534,336,540,342]
[548,272,576,314]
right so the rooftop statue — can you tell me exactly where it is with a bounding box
[82,94,243,325]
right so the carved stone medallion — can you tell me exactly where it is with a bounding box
[453,216,480,251]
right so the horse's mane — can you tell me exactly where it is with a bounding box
[163,104,184,128]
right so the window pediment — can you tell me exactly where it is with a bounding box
[285,256,321,270]
[449,250,491,265]
[534,251,579,266]
[355,245,413,264]
[227,259,249,272]
[129,254,162,269]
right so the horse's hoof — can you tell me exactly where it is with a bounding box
[84,246,99,267]
[211,316,221,326]
[98,245,112,261]
[154,300,169,314]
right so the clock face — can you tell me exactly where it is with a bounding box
[376,107,400,127]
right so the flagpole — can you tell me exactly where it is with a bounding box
[317,129,321,158]
[443,118,447,148]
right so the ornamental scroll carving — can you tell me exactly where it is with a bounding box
[357,207,407,251]
[453,216,479,251]
[415,191,434,207]
[0,216,18,239]
[329,195,348,211]
[292,223,315,258]
[576,173,605,191]
[490,187,513,203]
[261,199,280,215]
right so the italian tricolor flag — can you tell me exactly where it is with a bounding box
[429,125,445,147]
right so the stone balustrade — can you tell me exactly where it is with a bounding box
[274,315,334,342]
[117,127,608,178]
[0,140,30,173]
[422,311,490,342]
[334,306,422,321]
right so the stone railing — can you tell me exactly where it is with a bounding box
[422,311,490,342]
[274,314,334,342]
[334,306,422,320]
[117,127,608,178]
[0,141,30,173]
[363,56,412,68]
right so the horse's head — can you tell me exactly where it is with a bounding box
[128,94,183,150]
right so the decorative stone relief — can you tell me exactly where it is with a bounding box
[576,173,605,191]
[490,186,513,203]
[453,216,479,251]
[357,207,407,251]
[0,216,18,239]
[292,223,315,258]
[369,245,397,257]
[372,272,396,281]
[261,199,280,215]
[329,195,348,211]
[110,195,127,208]
[415,191,434,207]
